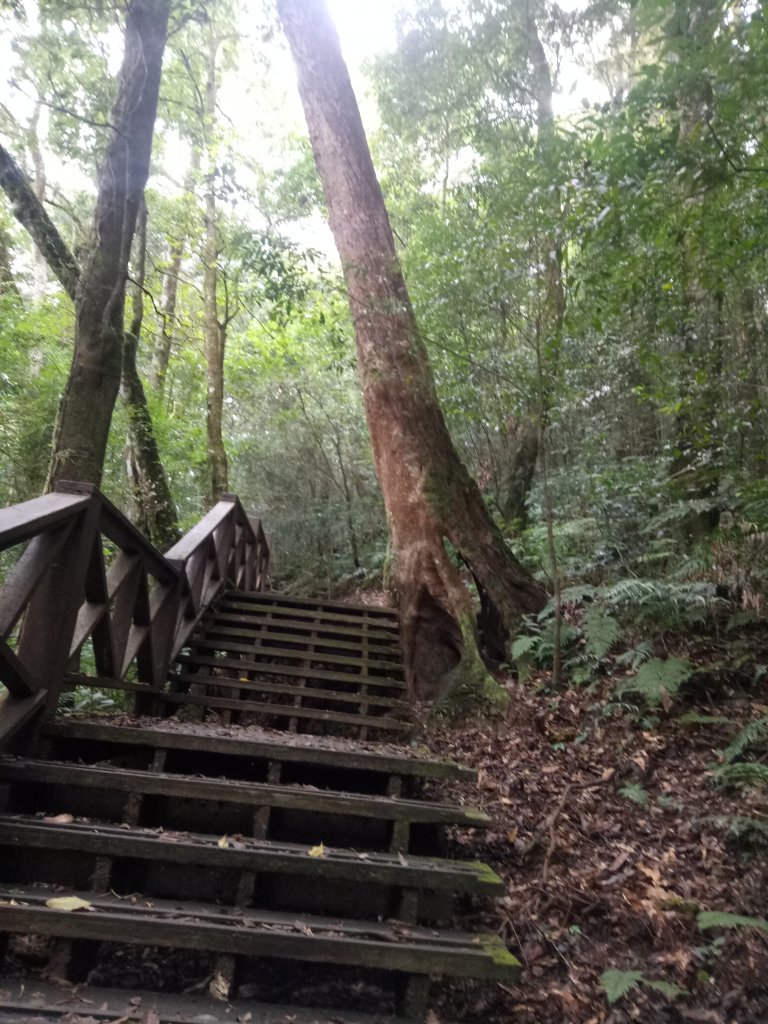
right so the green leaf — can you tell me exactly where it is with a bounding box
[600,969,644,1005]
[583,607,621,660]
[620,657,692,706]
[619,782,649,806]
[644,979,686,1000]
[511,635,538,661]
[697,911,768,935]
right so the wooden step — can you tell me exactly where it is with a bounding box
[42,720,476,782]
[0,980,417,1024]
[0,759,491,832]
[175,653,406,689]
[65,677,409,734]
[219,601,400,634]
[196,622,403,659]
[0,815,503,896]
[227,589,400,622]
[187,637,406,676]
[208,610,401,644]
[169,671,406,710]
[0,885,521,983]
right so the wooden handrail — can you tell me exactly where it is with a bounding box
[0,484,270,749]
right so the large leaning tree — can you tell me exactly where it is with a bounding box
[278,0,545,710]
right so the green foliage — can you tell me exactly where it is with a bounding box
[619,782,649,807]
[600,969,684,1005]
[583,607,621,660]
[697,911,768,935]
[618,657,693,707]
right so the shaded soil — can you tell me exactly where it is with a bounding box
[422,675,768,1024]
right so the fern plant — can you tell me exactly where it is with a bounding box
[715,716,768,790]
[618,657,693,707]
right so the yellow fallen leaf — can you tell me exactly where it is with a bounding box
[46,896,92,912]
[308,842,326,858]
[218,835,230,849]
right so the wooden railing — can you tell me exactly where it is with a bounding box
[0,483,269,748]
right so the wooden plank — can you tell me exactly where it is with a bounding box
[176,653,406,690]
[0,641,38,698]
[0,760,489,828]
[165,500,236,563]
[0,817,503,894]
[170,671,406,710]
[98,497,178,585]
[0,981,412,1024]
[222,599,400,632]
[0,690,47,749]
[160,690,408,732]
[0,493,90,553]
[195,623,402,659]
[228,589,398,620]
[42,721,476,781]
[0,522,76,640]
[188,637,405,675]
[0,887,520,982]
[208,611,401,644]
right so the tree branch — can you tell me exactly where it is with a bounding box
[0,140,79,299]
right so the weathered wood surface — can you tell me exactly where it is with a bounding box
[0,485,269,748]
[0,816,503,894]
[0,981,415,1024]
[175,653,404,688]
[0,759,487,828]
[0,886,520,981]
[170,671,407,709]
[188,637,406,675]
[43,720,475,781]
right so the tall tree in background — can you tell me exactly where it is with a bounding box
[278,0,544,709]
[44,0,171,487]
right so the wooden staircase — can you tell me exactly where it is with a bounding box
[0,487,520,1022]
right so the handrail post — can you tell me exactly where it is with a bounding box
[18,483,102,715]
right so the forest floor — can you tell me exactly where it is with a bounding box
[421,670,768,1024]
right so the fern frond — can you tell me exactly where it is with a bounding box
[715,762,768,789]
[724,716,768,764]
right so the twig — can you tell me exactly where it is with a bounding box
[541,783,573,884]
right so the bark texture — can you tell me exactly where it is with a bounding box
[46,0,171,488]
[279,0,545,709]
[0,140,79,299]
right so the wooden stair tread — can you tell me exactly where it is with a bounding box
[215,605,400,638]
[65,679,409,732]
[196,622,403,658]
[170,670,406,708]
[43,720,476,781]
[208,610,401,643]
[221,598,403,630]
[187,636,406,675]
[227,589,400,623]
[161,690,409,731]
[0,815,503,894]
[0,885,521,982]
[0,759,491,828]
[175,652,406,688]
[0,980,416,1024]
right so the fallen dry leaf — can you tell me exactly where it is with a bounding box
[45,895,92,912]
[308,842,326,858]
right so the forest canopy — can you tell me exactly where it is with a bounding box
[0,0,766,617]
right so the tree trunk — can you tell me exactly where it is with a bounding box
[45,0,171,489]
[278,0,545,711]
[498,414,539,528]
[122,195,181,549]
[202,31,229,505]
[150,236,183,392]
[0,141,79,299]
[150,154,199,392]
